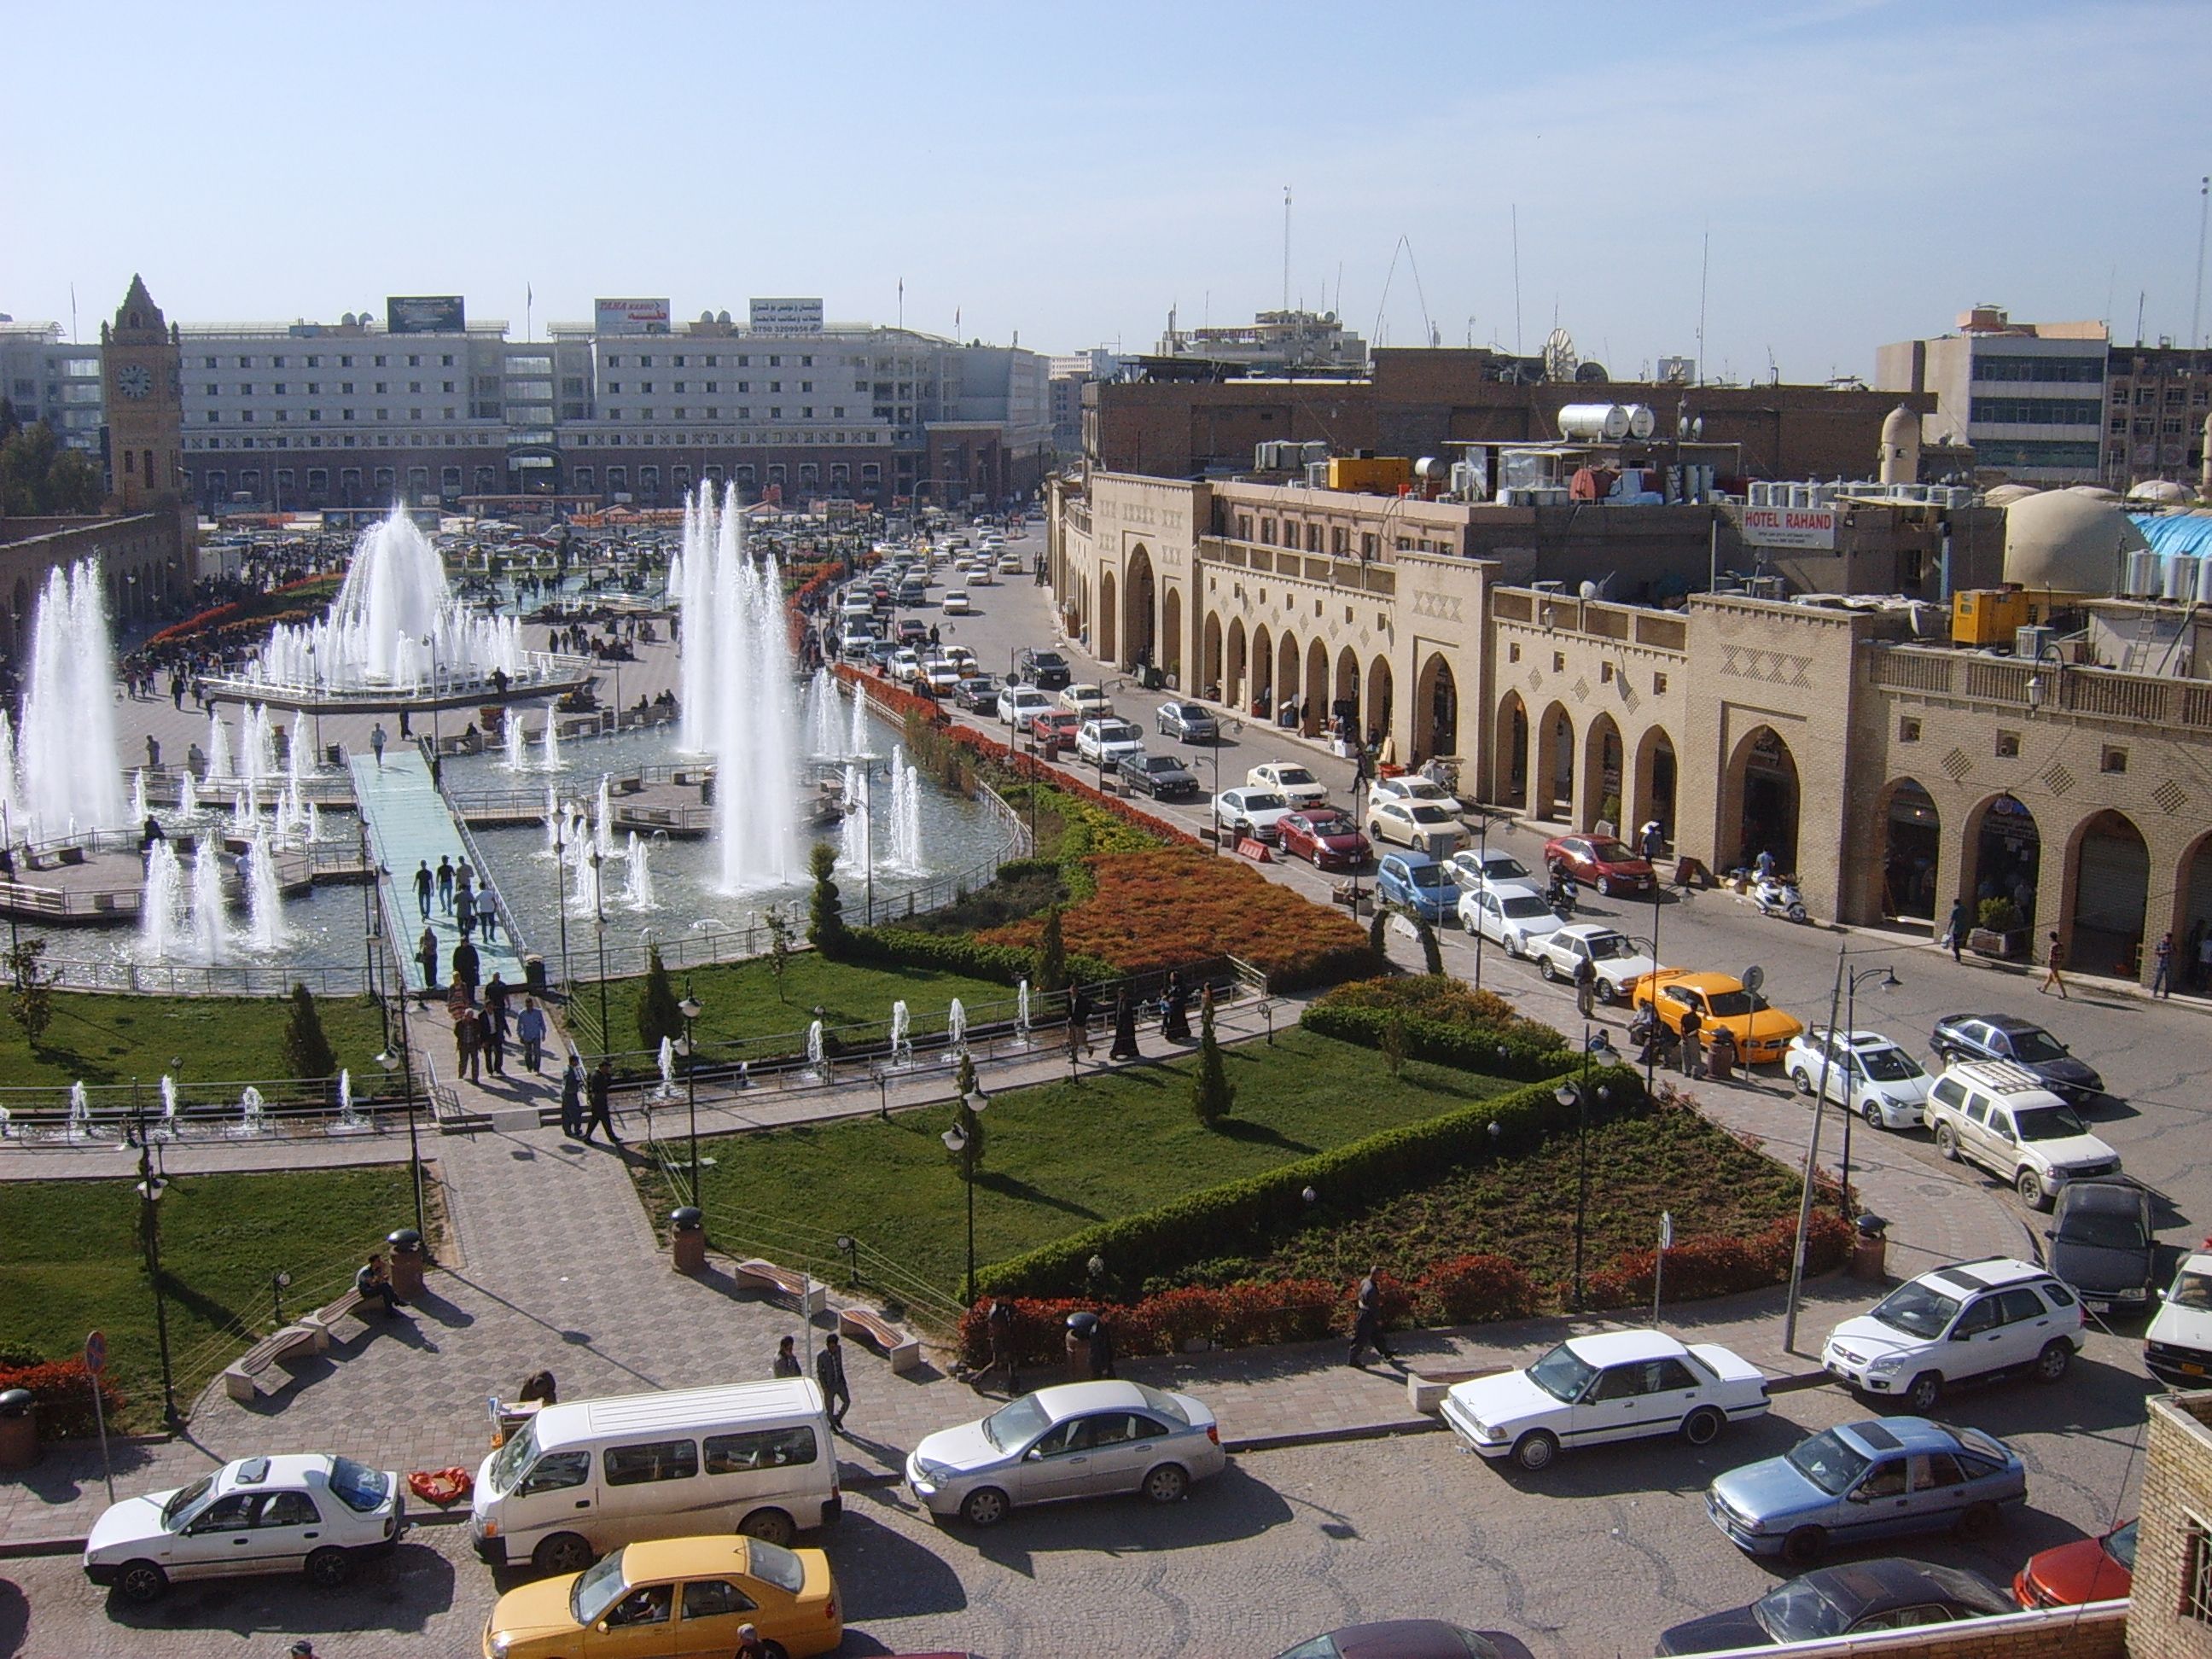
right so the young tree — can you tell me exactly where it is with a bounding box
[1413,911,1445,976]
[765,905,794,1003]
[1380,1016,1407,1080]
[282,982,337,1079]
[1368,904,1389,958]
[1191,987,1235,1127]
[635,946,684,1049]
[806,839,848,956]
[1032,905,1068,994]
[6,936,55,1056]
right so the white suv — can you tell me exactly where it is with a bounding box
[1821,1257,2085,1412]
[1924,1060,2121,1210]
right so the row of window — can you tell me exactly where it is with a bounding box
[2112,417,2196,435]
[1969,397,2103,427]
[201,352,459,370]
[185,458,885,497]
[1972,439,2101,469]
[1970,355,2104,384]
[2111,383,2211,405]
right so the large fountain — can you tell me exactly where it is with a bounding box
[12,560,125,840]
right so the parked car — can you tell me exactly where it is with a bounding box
[1015,647,1072,690]
[1458,881,1567,958]
[1246,762,1329,810]
[1659,1557,2017,1654]
[1120,752,1200,799]
[1820,1256,2086,1411]
[1528,923,1659,1003]
[1929,1013,2104,1107]
[482,1537,842,1659]
[904,1380,1225,1528]
[2044,1179,2155,1314]
[1278,809,1370,870]
[1058,683,1113,719]
[1027,709,1081,748]
[953,673,1000,713]
[1366,797,1468,855]
[2015,1518,2137,1609]
[1631,970,1805,1065]
[1375,851,1459,924]
[941,588,971,614]
[1441,1330,1769,1472]
[1155,701,1219,742]
[1214,788,1295,844]
[1782,1028,1934,1130]
[84,1453,404,1604]
[1543,834,1656,897]
[1447,847,1534,894]
[1272,1621,1506,1659]
[998,684,1053,727]
[1371,774,1464,816]
[1705,1417,2027,1564]
[1075,718,1145,765]
[1923,1062,2122,1209]
[918,658,960,696]
[894,618,928,644]
[2146,1249,2212,1384]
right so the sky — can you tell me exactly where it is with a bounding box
[4,0,2209,381]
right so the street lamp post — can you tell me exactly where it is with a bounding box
[376,1033,425,1243]
[679,992,703,1204]
[132,1097,179,1429]
[1556,1027,1615,1314]
[1838,964,1901,1220]
[590,850,609,1055]
[553,821,572,1000]
[1470,812,1493,995]
[1208,718,1243,856]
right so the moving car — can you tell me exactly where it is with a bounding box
[2146,1248,2212,1384]
[1214,788,1295,844]
[1027,709,1081,748]
[1441,1330,1768,1472]
[1458,881,1567,958]
[1929,1013,2104,1108]
[1371,774,1464,816]
[1155,701,1219,743]
[940,588,971,614]
[1528,923,1659,1003]
[999,553,1026,574]
[904,1380,1225,1528]
[1273,1622,1506,1659]
[1447,847,1534,894]
[1543,834,1656,897]
[1820,1256,2085,1411]
[1366,797,1468,855]
[1705,1417,2027,1564]
[1015,646,1072,690]
[1782,1028,1934,1130]
[2044,1179,2154,1313]
[1119,752,1200,799]
[1375,851,1459,924]
[1246,761,1329,810]
[998,684,1052,727]
[2015,1517,2137,1608]
[1074,717,1144,765]
[1631,970,1805,1065]
[482,1536,842,1659]
[1058,683,1113,719]
[84,1453,404,1604]
[952,673,1001,713]
[1924,1062,2122,1209]
[1278,809,1371,870]
[917,658,960,696]
[1659,1558,2016,1654]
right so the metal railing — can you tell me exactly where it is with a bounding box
[32,959,379,995]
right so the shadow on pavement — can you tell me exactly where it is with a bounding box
[823,1498,969,1620]
[96,1538,456,1636]
[942,1459,1296,1578]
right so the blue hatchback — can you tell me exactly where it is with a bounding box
[1375,852,1460,925]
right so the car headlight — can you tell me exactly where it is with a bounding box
[1868,1354,1905,1377]
[911,1459,955,1487]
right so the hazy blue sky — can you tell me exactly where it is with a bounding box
[5,0,2206,379]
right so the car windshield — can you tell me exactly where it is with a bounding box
[1586,933,1638,961]
[161,1475,215,1528]
[1871,1279,1962,1339]
[1705,990,1769,1017]
[2108,1519,2140,1569]
[328,1457,389,1514]
[2007,1027,2069,1063]
[1274,767,1317,786]
[1406,805,1454,824]
[1029,653,1066,670]
[2059,1208,2146,1250]
[1589,841,1638,864]
[1097,723,1138,741]
[1399,781,1447,801]
[489,1418,538,1494]
[1859,1048,1924,1082]
[1786,1429,1871,1495]
[1139,758,1179,774]
[1501,896,1554,920]
[1486,854,1531,878]
[571,1548,632,1625]
[746,1538,805,1593]
[1307,816,1353,835]
[1407,864,1450,888]
[981,1393,1052,1452]
[2169,1268,2212,1310]
[1528,1342,1598,1402]
[1754,1580,1849,1643]
[2014,1103,2089,1141]
[1241,793,1287,812]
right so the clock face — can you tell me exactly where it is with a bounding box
[116,363,152,399]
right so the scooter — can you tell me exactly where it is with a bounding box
[1544,870,1579,921]
[1753,875,1809,923]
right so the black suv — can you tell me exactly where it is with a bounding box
[1015,647,1072,690]
[1930,1013,2104,1108]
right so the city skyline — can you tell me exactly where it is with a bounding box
[2,0,2208,381]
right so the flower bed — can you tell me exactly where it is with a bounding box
[0,1357,125,1440]
[1584,1211,1855,1310]
[147,574,341,649]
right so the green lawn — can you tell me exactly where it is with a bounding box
[0,1166,426,1431]
[0,992,389,1091]
[634,1030,1516,1310]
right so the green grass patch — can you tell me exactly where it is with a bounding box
[634,1029,1517,1306]
[0,1167,426,1432]
[0,992,390,1090]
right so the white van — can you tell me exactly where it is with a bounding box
[469,1380,838,1575]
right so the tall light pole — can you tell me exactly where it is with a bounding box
[1784,937,1852,1354]
[553,819,572,1000]
[679,992,702,1204]
[133,1097,178,1429]
[1839,964,1901,1220]
[1555,1027,1615,1314]
[376,1036,425,1244]
[590,849,609,1055]
[941,1081,988,1306]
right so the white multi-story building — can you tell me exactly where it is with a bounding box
[1877,306,2109,484]
[0,321,104,452]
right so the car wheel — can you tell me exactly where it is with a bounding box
[1906,1371,1943,1412]
[738,1507,795,1547]
[1142,1464,1190,1505]
[1595,981,1621,1005]
[1781,1526,1826,1567]
[1936,1123,1960,1161]
[306,1546,352,1590]
[533,1532,595,1575]
[1790,1067,1813,1097]
[1956,1501,2001,1541]
[1861,1100,1884,1129]
[2035,1340,2073,1383]
[1538,958,1559,982]
[1598,876,1619,897]
[1512,1429,1559,1471]
[961,1487,1010,1528]
[1680,1406,1726,1447]
[2017,1167,2050,1209]
[116,1560,169,1604]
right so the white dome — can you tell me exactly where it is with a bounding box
[1983,484,2040,506]
[2003,490,2149,592]
[2128,479,2192,504]
[2065,485,2122,500]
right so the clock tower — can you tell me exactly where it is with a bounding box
[102,275,183,515]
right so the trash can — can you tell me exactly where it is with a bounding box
[0,1388,37,1471]
[523,954,548,997]
[1064,1311,1098,1382]
[325,743,345,768]
[387,1227,427,1298]
[1704,1031,1736,1081]
[1850,1213,1889,1281]
[670,1206,706,1275]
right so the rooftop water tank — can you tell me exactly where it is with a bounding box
[2125,549,2161,597]
[2198,555,2212,605]
[2163,554,2197,602]
[1557,403,1630,442]
[1625,404,1656,440]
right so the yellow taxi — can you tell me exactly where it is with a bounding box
[483,1535,840,1659]
[1631,969,1804,1064]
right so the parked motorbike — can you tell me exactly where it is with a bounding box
[1544,870,1579,920]
[1752,875,1809,923]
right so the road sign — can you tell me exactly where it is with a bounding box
[84,1330,107,1374]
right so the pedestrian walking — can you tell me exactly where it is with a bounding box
[414,859,434,920]
[2154,931,2174,998]
[455,1004,483,1083]
[1108,987,1141,1060]
[145,734,160,770]
[416,926,439,989]
[1068,985,1096,1057]
[1945,897,1970,963]
[1086,1311,1115,1379]
[1677,1005,1703,1077]
[370,721,387,769]
[516,997,547,1072]
[815,1334,851,1429]
[585,1058,620,1145]
[981,1299,1022,1394]
[2040,931,2069,998]
[455,886,477,940]
[477,891,499,941]
[1160,970,1191,1042]
[1348,1265,1396,1368]
[2197,925,2212,995]
[772,1336,803,1378]
[560,1053,585,1138]
[437,855,455,913]
[1573,952,1597,1019]
[451,935,481,1004]
[481,999,508,1078]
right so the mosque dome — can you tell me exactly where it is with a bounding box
[2003,489,2148,592]
[1983,484,2040,506]
[2128,479,2192,504]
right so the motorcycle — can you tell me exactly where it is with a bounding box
[1544,870,1579,921]
[1752,875,1809,923]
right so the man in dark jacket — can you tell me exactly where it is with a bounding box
[815,1334,850,1430]
[559,1054,585,1138]
[1348,1266,1395,1368]
[451,936,481,1005]
[584,1058,620,1145]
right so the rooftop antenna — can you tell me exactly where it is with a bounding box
[1511,205,1523,356]
[2193,175,2209,348]
[2137,289,2147,347]
[1697,228,1710,387]
[1283,185,1292,312]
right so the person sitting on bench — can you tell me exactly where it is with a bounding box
[355,1254,405,1314]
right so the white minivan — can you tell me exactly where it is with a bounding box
[469,1380,839,1575]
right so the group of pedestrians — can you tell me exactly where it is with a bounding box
[412,855,499,941]
[450,972,550,1084]
[772,1332,853,1430]
[558,1051,620,1147]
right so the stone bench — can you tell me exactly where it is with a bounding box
[736,1259,825,1318]
[298,1288,367,1351]
[222,1324,321,1402]
[838,1307,922,1373]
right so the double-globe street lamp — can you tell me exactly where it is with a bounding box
[1554,1027,1615,1315]
[679,992,703,1204]
[940,1081,990,1307]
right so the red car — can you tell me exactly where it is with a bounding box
[1543,834,1655,897]
[2014,1518,2136,1608]
[1278,809,1371,870]
[1027,709,1080,746]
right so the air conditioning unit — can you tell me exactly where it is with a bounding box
[2015,625,2057,661]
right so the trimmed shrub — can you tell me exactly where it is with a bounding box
[634,947,684,1049]
[1300,1001,1573,1083]
[282,983,336,1080]
[1317,975,1563,1046]
[0,1358,125,1440]
[1582,1211,1855,1310]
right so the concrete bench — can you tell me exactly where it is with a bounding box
[736,1259,826,1318]
[298,1288,367,1351]
[838,1307,922,1373]
[222,1324,321,1402]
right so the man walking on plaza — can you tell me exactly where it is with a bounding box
[370,721,387,769]
[1348,1265,1395,1368]
[2040,930,2069,998]
[437,855,455,913]
[1945,896,1970,963]
[1573,953,1597,1020]
[2154,931,2174,998]
[815,1333,851,1430]
[516,997,548,1072]
[560,1053,585,1138]
[451,935,481,1005]
[454,1004,483,1084]
[584,1057,620,1146]
[416,927,439,990]
[414,859,434,921]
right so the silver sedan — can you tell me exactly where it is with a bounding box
[905,1381,1225,1528]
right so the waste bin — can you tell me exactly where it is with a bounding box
[669,1206,706,1274]
[1704,1031,1736,1081]
[523,954,548,997]
[1064,1311,1098,1382]
[0,1388,36,1471]
[326,743,345,768]
[1850,1213,1889,1281]
[387,1227,427,1298]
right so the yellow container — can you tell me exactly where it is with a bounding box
[1952,587,2029,647]
[1326,455,1413,494]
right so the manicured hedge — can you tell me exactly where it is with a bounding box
[1300,1001,1575,1083]
[841,923,1115,990]
[976,1067,1642,1299]
[0,1358,125,1441]
[1584,1211,1855,1311]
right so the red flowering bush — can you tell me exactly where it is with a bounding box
[0,1359,125,1440]
[1413,1254,1542,1324]
[147,574,341,648]
[1581,1212,1854,1311]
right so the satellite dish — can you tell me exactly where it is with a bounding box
[1543,326,1579,383]
[1578,579,1599,601]
[1575,360,1609,382]
[1743,964,1766,994]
